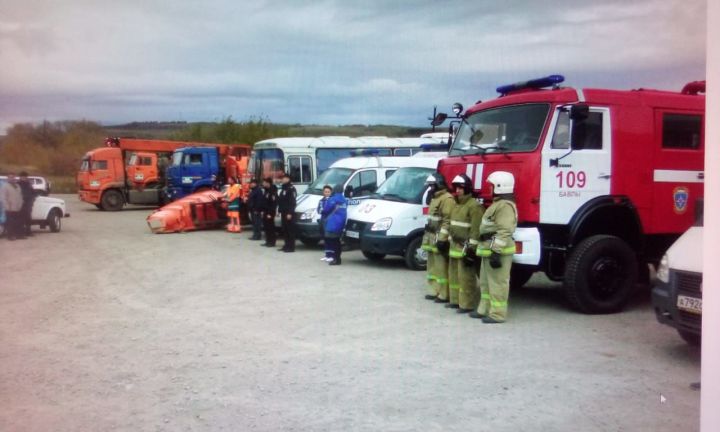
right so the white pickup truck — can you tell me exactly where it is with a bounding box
[0,178,69,236]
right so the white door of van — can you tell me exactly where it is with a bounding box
[540,107,612,224]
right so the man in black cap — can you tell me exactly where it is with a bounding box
[277,173,297,252]
[259,177,278,247]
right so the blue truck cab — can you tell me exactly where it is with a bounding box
[164,147,222,201]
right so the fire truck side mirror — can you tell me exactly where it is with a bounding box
[569,104,589,120]
[432,113,448,126]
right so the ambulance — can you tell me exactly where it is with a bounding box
[343,152,446,270]
[434,75,705,314]
[295,151,445,246]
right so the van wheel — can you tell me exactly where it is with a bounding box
[101,190,124,211]
[511,266,535,289]
[48,209,62,232]
[362,251,386,261]
[404,236,427,271]
[564,235,638,314]
[678,329,701,346]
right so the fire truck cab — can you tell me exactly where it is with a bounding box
[435,75,705,314]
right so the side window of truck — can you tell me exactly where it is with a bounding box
[184,154,203,165]
[91,160,108,170]
[551,110,603,150]
[662,114,702,149]
[288,156,312,184]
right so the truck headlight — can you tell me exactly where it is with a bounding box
[370,217,392,231]
[657,254,670,283]
[300,209,315,221]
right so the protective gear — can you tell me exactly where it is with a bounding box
[425,172,448,190]
[224,182,242,233]
[447,193,484,309]
[486,171,515,195]
[476,196,518,323]
[422,187,455,300]
[451,173,473,195]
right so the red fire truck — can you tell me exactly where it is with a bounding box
[435,75,705,314]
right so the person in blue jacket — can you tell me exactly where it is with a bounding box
[321,184,348,266]
[318,185,333,261]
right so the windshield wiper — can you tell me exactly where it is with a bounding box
[380,193,408,202]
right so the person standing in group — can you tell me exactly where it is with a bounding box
[18,172,36,237]
[445,174,484,313]
[259,177,278,247]
[0,174,25,240]
[470,171,518,324]
[318,185,333,261]
[277,173,297,253]
[421,173,455,303]
[246,179,263,240]
[224,176,242,233]
[321,184,347,265]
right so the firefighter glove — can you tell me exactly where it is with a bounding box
[489,252,502,269]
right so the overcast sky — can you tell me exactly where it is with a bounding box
[0,0,707,133]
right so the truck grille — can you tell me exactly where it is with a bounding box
[674,270,702,329]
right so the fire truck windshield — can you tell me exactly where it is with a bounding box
[449,104,550,156]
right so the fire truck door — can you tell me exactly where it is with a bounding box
[540,107,612,224]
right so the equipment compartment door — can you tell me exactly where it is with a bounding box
[540,107,612,224]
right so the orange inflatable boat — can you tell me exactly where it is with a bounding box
[147,190,228,233]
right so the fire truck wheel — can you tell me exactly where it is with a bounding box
[510,266,535,289]
[564,235,638,314]
[362,251,386,261]
[677,329,701,346]
[404,236,427,271]
[101,190,124,211]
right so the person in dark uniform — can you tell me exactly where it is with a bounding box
[18,172,36,237]
[277,173,297,252]
[245,179,263,240]
[260,177,278,247]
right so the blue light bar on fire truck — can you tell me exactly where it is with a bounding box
[496,74,565,96]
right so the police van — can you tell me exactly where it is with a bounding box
[652,201,703,346]
[343,153,446,270]
[295,153,443,246]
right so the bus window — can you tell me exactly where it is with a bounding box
[251,148,285,181]
[393,148,412,156]
[288,155,313,184]
[316,148,392,174]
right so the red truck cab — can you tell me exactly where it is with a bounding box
[436,75,705,313]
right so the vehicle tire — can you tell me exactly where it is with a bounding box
[564,235,638,314]
[301,238,320,247]
[677,329,701,346]
[48,209,62,233]
[101,189,124,211]
[95,204,105,211]
[362,251,386,261]
[404,236,427,271]
[510,265,535,290]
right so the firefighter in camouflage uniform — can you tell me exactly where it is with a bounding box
[470,171,518,323]
[421,173,455,302]
[441,174,484,313]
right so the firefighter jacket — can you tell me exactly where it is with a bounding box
[422,189,455,252]
[225,184,241,211]
[258,185,278,216]
[278,183,297,214]
[477,196,518,257]
[448,194,484,259]
[321,192,347,237]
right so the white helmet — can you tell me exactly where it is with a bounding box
[486,171,515,195]
[425,174,437,185]
[451,174,467,185]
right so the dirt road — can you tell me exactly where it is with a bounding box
[0,196,700,431]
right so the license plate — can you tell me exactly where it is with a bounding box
[677,295,702,314]
[346,230,360,239]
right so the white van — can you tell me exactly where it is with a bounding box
[652,209,703,345]
[343,153,446,270]
[295,155,439,245]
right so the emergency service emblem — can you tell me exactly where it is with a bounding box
[673,187,689,214]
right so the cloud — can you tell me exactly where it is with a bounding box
[0,0,707,132]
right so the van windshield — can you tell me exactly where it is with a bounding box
[305,168,353,195]
[374,167,435,204]
[450,104,550,156]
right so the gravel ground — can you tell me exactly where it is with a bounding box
[0,195,701,432]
